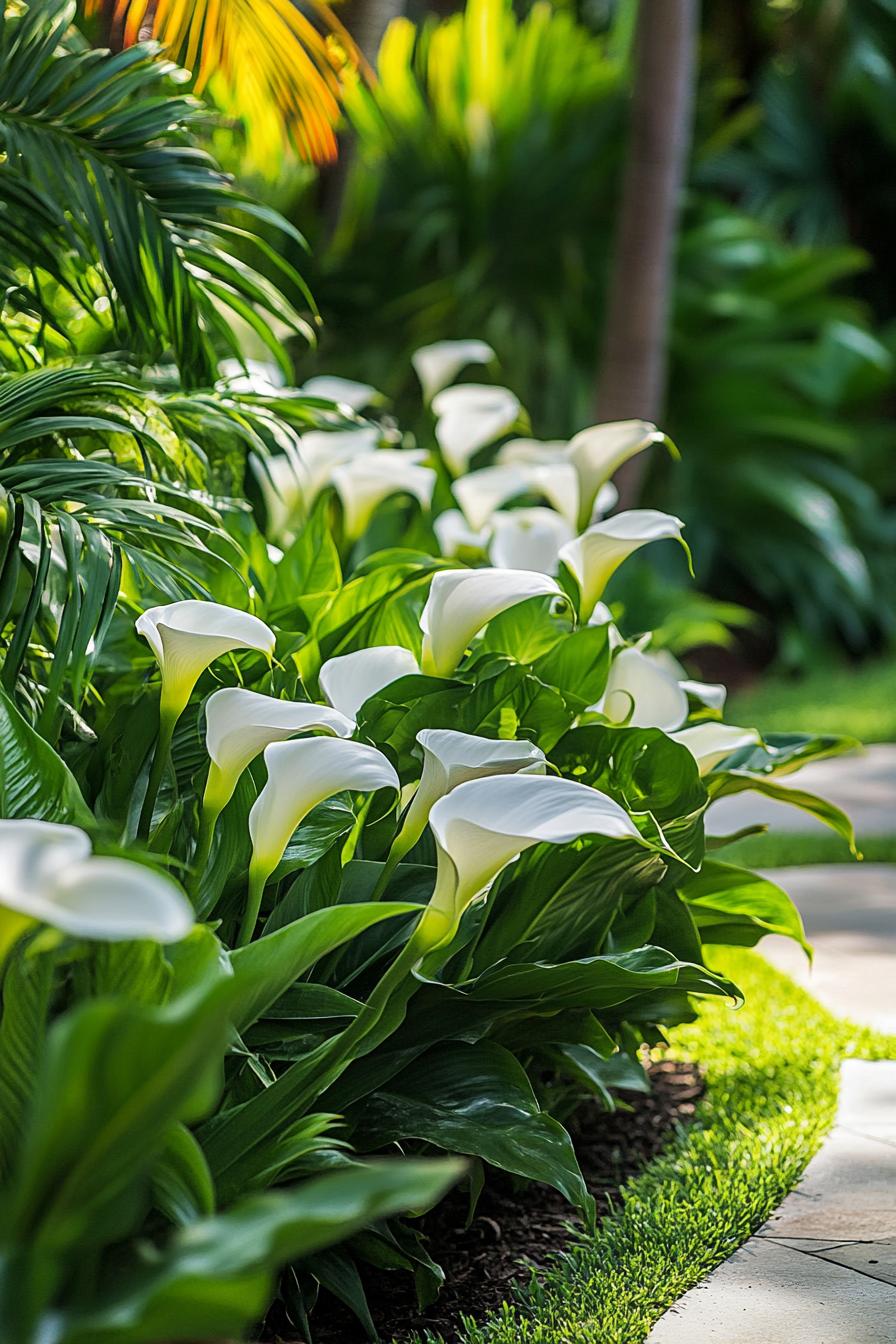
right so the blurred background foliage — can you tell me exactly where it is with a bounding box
[50,0,896,671]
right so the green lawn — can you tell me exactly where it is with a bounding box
[418,950,896,1344]
[728,656,896,743]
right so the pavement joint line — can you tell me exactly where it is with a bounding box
[838,1124,896,1151]
[773,1240,896,1289]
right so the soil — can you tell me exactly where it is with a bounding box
[276,1057,704,1344]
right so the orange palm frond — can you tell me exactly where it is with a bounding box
[86,0,367,168]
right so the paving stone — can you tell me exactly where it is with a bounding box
[811,1239,896,1287]
[757,865,896,1032]
[760,1127,896,1240]
[837,1060,896,1140]
[647,1237,896,1342]
[706,743,896,837]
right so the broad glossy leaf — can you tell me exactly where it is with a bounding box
[0,686,91,824]
[351,1040,592,1212]
[710,772,857,853]
[678,859,810,953]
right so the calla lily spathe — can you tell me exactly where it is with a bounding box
[396,729,546,860]
[453,461,579,530]
[0,820,192,954]
[217,358,284,396]
[431,384,521,475]
[670,723,761,774]
[298,375,380,411]
[244,738,399,942]
[412,339,494,402]
[330,450,436,539]
[420,568,563,677]
[250,446,308,541]
[595,646,689,731]
[300,427,382,503]
[421,774,640,945]
[319,645,421,720]
[566,421,660,527]
[489,508,574,574]
[203,689,355,818]
[559,510,688,621]
[433,509,490,559]
[136,600,276,721]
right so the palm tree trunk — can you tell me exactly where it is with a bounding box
[595,0,699,507]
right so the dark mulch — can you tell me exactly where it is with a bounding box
[276,1058,703,1344]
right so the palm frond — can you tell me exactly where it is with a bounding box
[0,0,315,384]
[86,0,364,171]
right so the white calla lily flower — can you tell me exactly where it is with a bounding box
[298,427,381,502]
[319,646,421,720]
[217,358,284,396]
[558,510,688,621]
[679,679,728,713]
[453,461,579,530]
[498,437,567,464]
[298,376,380,411]
[432,384,521,475]
[330,450,436,539]
[136,601,276,722]
[412,339,494,402]
[396,729,546,860]
[488,508,574,574]
[203,689,355,818]
[594,646,689,731]
[250,447,309,541]
[669,723,761,774]
[243,738,399,943]
[566,421,660,527]
[420,774,640,944]
[0,820,192,954]
[420,568,563,677]
[592,481,619,520]
[433,509,490,559]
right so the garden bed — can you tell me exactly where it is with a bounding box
[310,1061,703,1343]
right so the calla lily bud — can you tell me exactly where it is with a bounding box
[434,509,490,559]
[489,508,573,575]
[319,646,421,720]
[420,568,563,677]
[298,375,380,411]
[453,462,579,531]
[0,820,192,953]
[566,421,660,528]
[203,689,355,818]
[558,511,688,622]
[432,384,521,475]
[136,600,276,722]
[247,738,399,890]
[412,339,494,402]
[593,646,689,731]
[330,450,436,540]
[420,774,640,946]
[397,729,546,859]
[669,723,761,774]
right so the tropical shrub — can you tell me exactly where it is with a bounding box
[0,5,862,1340]
[299,0,896,659]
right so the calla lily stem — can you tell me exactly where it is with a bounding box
[138,708,178,840]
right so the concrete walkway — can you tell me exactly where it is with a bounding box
[648,1062,896,1343]
[648,747,895,1343]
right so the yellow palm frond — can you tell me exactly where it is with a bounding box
[86,0,366,168]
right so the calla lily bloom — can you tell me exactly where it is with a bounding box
[420,774,640,946]
[420,568,563,677]
[558,510,688,621]
[319,645,421,720]
[0,820,192,957]
[566,421,661,527]
[298,376,380,411]
[136,600,276,723]
[412,339,494,401]
[680,679,727,712]
[203,689,355,819]
[433,509,490,559]
[395,729,546,861]
[595,646,689,731]
[299,427,381,503]
[453,461,579,530]
[331,450,436,540]
[217,358,284,396]
[670,723,761,775]
[243,738,398,943]
[250,446,308,541]
[489,508,574,574]
[432,384,521,475]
